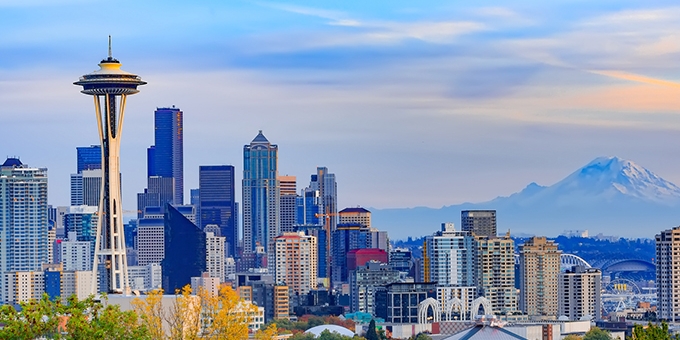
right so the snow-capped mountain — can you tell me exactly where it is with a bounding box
[494,156,680,207]
[372,157,680,239]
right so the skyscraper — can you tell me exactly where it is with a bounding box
[278,175,297,233]
[162,205,206,292]
[74,41,146,294]
[422,223,475,287]
[310,167,337,231]
[519,236,561,319]
[70,169,102,206]
[274,232,317,296]
[656,226,680,321]
[475,232,518,315]
[198,165,236,257]
[243,131,279,271]
[558,266,602,321]
[461,210,497,237]
[150,106,184,205]
[76,145,102,173]
[0,158,49,275]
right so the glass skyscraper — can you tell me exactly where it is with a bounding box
[242,131,279,271]
[309,167,337,230]
[149,106,184,205]
[162,204,206,292]
[199,165,236,257]
[76,145,101,173]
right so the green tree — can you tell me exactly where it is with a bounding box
[365,319,379,340]
[563,335,583,340]
[583,327,613,340]
[0,293,150,340]
[630,322,679,340]
[288,333,316,340]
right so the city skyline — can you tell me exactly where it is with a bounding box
[1,1,680,213]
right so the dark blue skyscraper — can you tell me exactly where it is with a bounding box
[199,165,236,257]
[162,204,206,292]
[149,106,183,205]
[76,145,102,173]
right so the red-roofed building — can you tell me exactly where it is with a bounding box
[347,248,388,272]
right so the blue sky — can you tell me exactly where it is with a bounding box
[1,0,680,211]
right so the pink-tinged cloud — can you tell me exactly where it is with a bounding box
[589,70,680,89]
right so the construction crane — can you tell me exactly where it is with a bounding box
[315,210,339,291]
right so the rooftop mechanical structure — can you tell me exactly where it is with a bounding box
[74,37,146,294]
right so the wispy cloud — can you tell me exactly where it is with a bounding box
[258,2,487,45]
[589,70,680,88]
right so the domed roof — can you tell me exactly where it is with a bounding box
[305,325,354,337]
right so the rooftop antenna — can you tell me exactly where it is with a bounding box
[108,35,112,59]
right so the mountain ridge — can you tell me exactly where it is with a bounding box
[371,156,680,239]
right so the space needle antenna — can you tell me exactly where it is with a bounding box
[108,35,112,59]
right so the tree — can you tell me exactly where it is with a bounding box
[365,319,379,340]
[0,293,150,340]
[198,285,253,340]
[563,335,583,340]
[630,322,679,340]
[583,327,613,340]
[131,288,166,340]
[255,322,279,340]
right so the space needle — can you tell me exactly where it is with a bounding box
[74,37,146,294]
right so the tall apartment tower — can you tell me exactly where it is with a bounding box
[206,232,226,282]
[198,165,236,257]
[475,232,518,315]
[519,236,561,319]
[0,158,49,275]
[422,223,475,286]
[656,226,680,321]
[278,176,297,233]
[243,131,280,271]
[461,210,497,237]
[274,232,317,296]
[150,106,184,205]
[558,266,602,321]
[310,167,337,231]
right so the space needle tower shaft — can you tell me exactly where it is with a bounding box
[74,37,146,294]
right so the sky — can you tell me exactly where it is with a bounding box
[1,0,680,212]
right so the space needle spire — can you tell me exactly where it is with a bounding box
[74,38,146,295]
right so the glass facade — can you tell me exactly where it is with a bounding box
[162,204,206,292]
[151,107,184,205]
[76,145,101,173]
[242,131,279,265]
[199,165,236,257]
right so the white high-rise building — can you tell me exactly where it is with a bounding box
[61,232,92,271]
[206,232,226,282]
[558,266,602,321]
[128,263,162,292]
[137,218,165,266]
[422,223,475,287]
[0,159,49,303]
[656,226,680,321]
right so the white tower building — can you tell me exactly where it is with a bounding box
[74,38,146,294]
